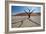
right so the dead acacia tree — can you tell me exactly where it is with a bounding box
[24,8,34,19]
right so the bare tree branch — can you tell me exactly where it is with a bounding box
[27,8,30,13]
[24,10,28,14]
[30,9,35,14]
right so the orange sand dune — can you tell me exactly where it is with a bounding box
[15,13,40,16]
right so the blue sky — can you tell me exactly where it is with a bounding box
[11,6,41,15]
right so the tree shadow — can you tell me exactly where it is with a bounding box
[27,18,40,26]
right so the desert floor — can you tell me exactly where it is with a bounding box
[12,16,41,28]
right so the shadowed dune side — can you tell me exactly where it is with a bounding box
[13,13,40,16]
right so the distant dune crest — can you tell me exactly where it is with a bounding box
[14,13,40,16]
